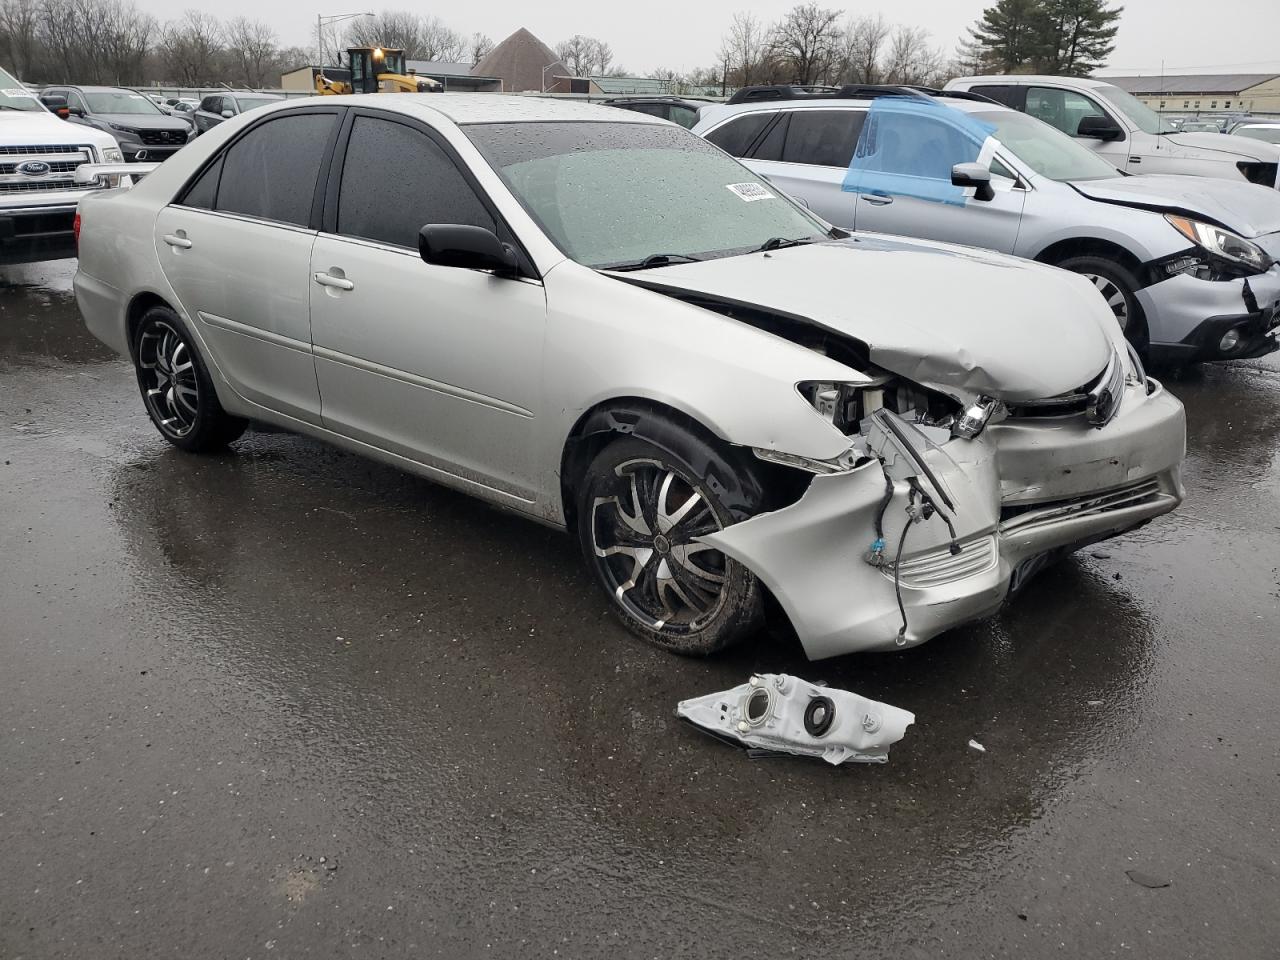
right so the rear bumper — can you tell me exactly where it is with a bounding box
[0,203,77,264]
[1138,266,1280,364]
[704,381,1186,659]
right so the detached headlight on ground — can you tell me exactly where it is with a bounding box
[1165,215,1272,275]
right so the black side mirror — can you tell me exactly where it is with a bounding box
[40,94,70,119]
[951,162,995,201]
[419,224,518,274]
[1076,115,1124,141]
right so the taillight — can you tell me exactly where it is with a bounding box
[73,212,81,247]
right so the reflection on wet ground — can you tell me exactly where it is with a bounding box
[3,262,1278,958]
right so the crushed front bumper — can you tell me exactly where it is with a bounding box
[703,380,1185,660]
[1140,266,1280,365]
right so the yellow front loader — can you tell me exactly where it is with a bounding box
[315,47,442,95]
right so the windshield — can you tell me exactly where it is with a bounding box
[236,97,279,112]
[1095,83,1177,134]
[465,121,829,269]
[973,109,1122,182]
[1235,126,1280,144]
[0,66,41,112]
[84,90,165,115]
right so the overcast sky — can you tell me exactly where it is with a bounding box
[148,0,1280,77]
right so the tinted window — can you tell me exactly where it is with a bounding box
[66,90,86,113]
[180,155,223,209]
[970,84,1015,106]
[216,113,336,226]
[782,110,865,167]
[337,116,494,249]
[668,106,700,129]
[1026,86,1109,138]
[751,113,788,161]
[200,96,220,112]
[704,113,772,157]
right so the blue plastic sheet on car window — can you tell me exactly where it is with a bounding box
[841,98,997,206]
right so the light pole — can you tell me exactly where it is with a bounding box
[317,11,373,68]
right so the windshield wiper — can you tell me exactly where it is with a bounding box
[607,252,703,272]
[0,105,28,111]
[757,236,819,252]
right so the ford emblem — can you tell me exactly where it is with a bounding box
[16,160,51,177]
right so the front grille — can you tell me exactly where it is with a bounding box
[140,129,184,145]
[0,178,83,194]
[1000,478,1162,532]
[886,535,998,589]
[0,143,87,156]
[1007,351,1124,428]
[0,159,80,175]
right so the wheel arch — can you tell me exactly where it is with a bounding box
[1032,236,1146,277]
[124,290,178,361]
[558,397,805,535]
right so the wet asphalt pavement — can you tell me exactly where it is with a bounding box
[2,260,1278,959]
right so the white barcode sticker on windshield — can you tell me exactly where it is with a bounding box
[2,88,32,97]
[726,182,774,202]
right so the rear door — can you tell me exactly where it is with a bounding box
[744,108,864,228]
[154,107,342,424]
[307,110,547,501]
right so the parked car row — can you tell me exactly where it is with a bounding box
[692,83,1280,365]
[73,94,1188,661]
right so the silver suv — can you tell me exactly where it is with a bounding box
[0,64,123,265]
[693,85,1280,364]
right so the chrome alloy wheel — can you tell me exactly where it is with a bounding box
[1082,273,1130,332]
[137,321,200,437]
[590,458,729,633]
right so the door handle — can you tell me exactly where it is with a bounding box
[861,194,894,206]
[162,233,192,248]
[313,271,354,291]
[1129,156,1142,163]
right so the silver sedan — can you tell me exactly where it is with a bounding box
[73,95,1185,659]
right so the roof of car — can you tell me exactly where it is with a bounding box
[273,93,660,125]
[699,91,1010,124]
[951,75,1114,89]
[225,91,283,100]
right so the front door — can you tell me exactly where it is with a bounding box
[1024,85,1133,172]
[308,111,546,502]
[154,109,341,424]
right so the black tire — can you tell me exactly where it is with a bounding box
[576,434,765,656]
[1057,255,1150,353]
[131,305,247,452]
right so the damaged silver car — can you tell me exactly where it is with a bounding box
[73,95,1186,659]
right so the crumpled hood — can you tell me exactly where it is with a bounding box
[619,236,1115,403]
[1071,174,1280,238]
[1163,130,1280,162]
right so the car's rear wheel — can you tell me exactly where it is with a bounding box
[577,435,765,656]
[1058,255,1149,351]
[132,306,247,452]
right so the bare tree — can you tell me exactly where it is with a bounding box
[770,3,842,85]
[883,25,946,85]
[0,0,41,79]
[419,15,463,61]
[157,10,223,86]
[224,17,277,88]
[344,11,422,59]
[554,34,597,76]
[840,13,891,84]
[592,39,613,75]
[98,0,153,84]
[718,12,769,86]
[468,31,492,65]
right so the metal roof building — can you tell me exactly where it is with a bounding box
[1104,73,1280,113]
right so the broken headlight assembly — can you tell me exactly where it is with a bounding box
[1163,215,1274,280]
[795,377,962,435]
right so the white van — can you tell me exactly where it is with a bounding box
[946,75,1280,189]
[0,64,122,264]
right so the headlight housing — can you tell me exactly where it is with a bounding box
[1165,214,1272,276]
[101,146,124,163]
[106,121,137,137]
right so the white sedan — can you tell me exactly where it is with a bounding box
[72,95,1186,659]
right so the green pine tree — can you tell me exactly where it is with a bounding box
[1041,0,1123,76]
[963,0,1049,73]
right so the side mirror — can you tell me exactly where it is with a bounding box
[40,94,70,119]
[221,109,234,119]
[419,224,518,274]
[1076,115,1124,141]
[951,162,995,201]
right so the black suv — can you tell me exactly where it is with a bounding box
[192,92,285,135]
[39,85,192,162]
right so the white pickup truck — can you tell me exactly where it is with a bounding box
[1,64,122,265]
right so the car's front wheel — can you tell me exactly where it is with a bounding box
[1059,255,1149,351]
[576,435,765,656]
[132,305,247,452]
